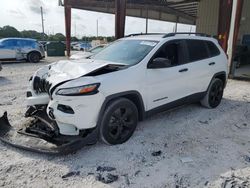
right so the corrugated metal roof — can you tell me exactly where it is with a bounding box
[61,0,200,25]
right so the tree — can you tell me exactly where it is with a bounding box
[0,25,21,38]
[21,30,47,40]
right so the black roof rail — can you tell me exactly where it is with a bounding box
[125,33,166,37]
[163,32,211,38]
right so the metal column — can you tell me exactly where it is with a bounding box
[229,0,244,76]
[217,0,233,52]
[115,0,126,39]
[65,4,71,57]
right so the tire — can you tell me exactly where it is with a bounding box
[28,52,40,63]
[200,78,224,108]
[100,98,138,145]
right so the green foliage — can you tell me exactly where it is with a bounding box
[0,25,21,38]
[21,30,48,40]
[0,25,115,42]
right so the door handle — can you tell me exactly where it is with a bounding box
[209,62,215,66]
[179,68,188,72]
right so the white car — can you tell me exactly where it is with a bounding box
[24,33,228,147]
[70,45,106,60]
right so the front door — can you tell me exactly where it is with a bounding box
[146,40,191,110]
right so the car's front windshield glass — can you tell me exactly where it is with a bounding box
[92,39,158,65]
[89,46,104,54]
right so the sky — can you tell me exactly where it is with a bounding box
[0,0,196,37]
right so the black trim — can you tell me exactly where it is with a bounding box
[146,92,206,117]
[208,71,227,90]
[153,96,168,102]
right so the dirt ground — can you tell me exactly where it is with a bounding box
[0,58,250,188]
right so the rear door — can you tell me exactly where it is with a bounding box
[185,39,213,93]
[0,39,17,59]
[145,39,191,110]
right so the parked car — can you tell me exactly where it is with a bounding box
[0,33,228,154]
[70,45,106,60]
[0,38,45,63]
[26,32,228,143]
[73,42,92,51]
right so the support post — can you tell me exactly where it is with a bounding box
[115,0,126,39]
[40,7,45,40]
[145,8,148,34]
[217,0,233,52]
[65,4,71,57]
[228,0,244,76]
[174,16,179,33]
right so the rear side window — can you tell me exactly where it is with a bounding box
[186,40,209,62]
[206,41,220,57]
[18,40,35,48]
[3,40,17,47]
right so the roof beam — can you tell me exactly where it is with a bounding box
[65,0,196,21]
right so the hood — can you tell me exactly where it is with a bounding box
[34,59,126,91]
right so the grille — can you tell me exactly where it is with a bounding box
[33,76,52,94]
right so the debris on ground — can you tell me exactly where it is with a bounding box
[151,150,162,156]
[199,120,209,124]
[96,173,119,184]
[96,166,116,172]
[134,170,141,176]
[180,157,194,163]
[244,155,250,163]
[122,174,130,186]
[61,171,80,179]
[220,174,250,188]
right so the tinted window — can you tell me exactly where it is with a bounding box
[2,40,17,47]
[206,41,220,57]
[186,40,209,62]
[153,40,187,66]
[18,40,35,47]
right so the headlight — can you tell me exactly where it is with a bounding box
[56,83,100,96]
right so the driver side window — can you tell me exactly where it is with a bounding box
[153,40,187,67]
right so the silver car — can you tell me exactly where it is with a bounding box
[0,38,45,63]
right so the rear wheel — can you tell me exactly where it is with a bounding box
[100,98,138,145]
[200,78,224,108]
[28,52,40,63]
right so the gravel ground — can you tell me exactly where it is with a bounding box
[0,58,250,188]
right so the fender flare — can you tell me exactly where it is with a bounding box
[206,71,227,92]
[96,90,146,128]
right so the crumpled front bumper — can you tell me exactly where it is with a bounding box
[0,111,98,155]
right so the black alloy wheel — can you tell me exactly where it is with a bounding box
[100,98,138,145]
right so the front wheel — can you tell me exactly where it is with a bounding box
[99,98,138,145]
[200,78,224,108]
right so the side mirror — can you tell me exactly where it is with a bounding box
[148,57,172,69]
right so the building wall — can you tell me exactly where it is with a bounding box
[196,0,250,40]
[196,0,220,36]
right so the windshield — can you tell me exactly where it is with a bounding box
[89,46,104,54]
[93,40,158,65]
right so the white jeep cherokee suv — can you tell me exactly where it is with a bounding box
[26,33,228,145]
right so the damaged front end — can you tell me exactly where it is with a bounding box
[0,107,98,154]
